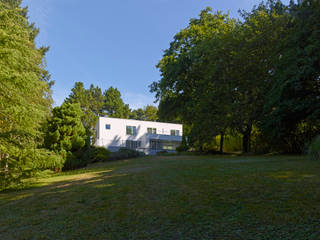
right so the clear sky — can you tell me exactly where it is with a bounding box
[22,0,290,109]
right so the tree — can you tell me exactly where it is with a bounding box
[150,8,236,151]
[151,2,290,153]
[103,87,130,118]
[130,105,158,121]
[65,82,104,144]
[44,103,86,169]
[143,105,158,121]
[223,0,290,152]
[0,0,54,187]
[262,0,320,152]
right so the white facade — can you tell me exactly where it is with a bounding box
[95,117,183,154]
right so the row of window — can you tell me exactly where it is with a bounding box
[150,140,180,150]
[105,124,180,136]
[125,140,179,151]
[126,140,141,149]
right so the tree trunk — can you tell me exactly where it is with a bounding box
[219,132,224,153]
[242,125,252,153]
[199,138,203,152]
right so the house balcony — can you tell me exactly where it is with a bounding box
[146,133,182,142]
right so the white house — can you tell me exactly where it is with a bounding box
[95,117,183,154]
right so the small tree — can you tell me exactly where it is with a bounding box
[44,103,86,169]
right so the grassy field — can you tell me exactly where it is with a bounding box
[1,155,320,240]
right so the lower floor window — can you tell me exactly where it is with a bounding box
[126,140,141,149]
[150,140,180,150]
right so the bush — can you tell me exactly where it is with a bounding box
[176,144,189,152]
[0,148,64,191]
[34,149,65,172]
[156,150,169,155]
[308,136,320,160]
[92,147,110,162]
[63,149,89,171]
[62,146,111,171]
[109,148,145,160]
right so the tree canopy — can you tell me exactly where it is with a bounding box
[151,0,320,153]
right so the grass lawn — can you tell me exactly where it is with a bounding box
[1,155,320,239]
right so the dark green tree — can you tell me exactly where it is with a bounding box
[151,2,290,153]
[262,0,320,152]
[44,103,86,169]
[65,82,104,144]
[103,87,130,118]
[130,105,158,121]
[150,8,236,151]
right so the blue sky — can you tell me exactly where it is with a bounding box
[23,0,290,109]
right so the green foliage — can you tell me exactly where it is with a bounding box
[44,103,86,169]
[262,0,320,152]
[91,146,110,162]
[109,148,145,160]
[176,136,189,152]
[0,0,54,188]
[151,1,319,154]
[103,87,130,118]
[130,105,158,121]
[65,82,105,144]
[63,146,110,170]
[308,136,320,161]
[62,149,89,170]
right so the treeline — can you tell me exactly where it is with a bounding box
[151,0,320,154]
[0,0,157,189]
[44,82,156,171]
[64,81,158,143]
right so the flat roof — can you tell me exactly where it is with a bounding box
[99,116,182,126]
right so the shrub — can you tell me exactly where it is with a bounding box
[109,148,145,160]
[308,136,320,160]
[63,149,89,171]
[92,147,110,162]
[34,149,65,172]
[176,144,189,152]
[61,146,111,171]
[156,150,169,155]
[0,149,64,191]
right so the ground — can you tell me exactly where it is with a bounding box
[1,155,320,239]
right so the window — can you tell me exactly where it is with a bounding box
[147,128,157,134]
[170,130,180,136]
[150,140,159,150]
[150,140,179,150]
[126,126,137,135]
[105,124,111,130]
[126,140,141,149]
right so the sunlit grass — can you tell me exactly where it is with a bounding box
[1,155,320,239]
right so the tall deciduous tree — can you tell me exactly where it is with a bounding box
[150,8,236,151]
[151,2,290,153]
[262,0,320,152]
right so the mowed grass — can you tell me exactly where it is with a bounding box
[1,155,320,240]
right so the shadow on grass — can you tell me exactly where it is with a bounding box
[0,167,130,205]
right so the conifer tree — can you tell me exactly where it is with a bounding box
[0,0,53,188]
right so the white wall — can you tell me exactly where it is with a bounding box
[95,117,183,151]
